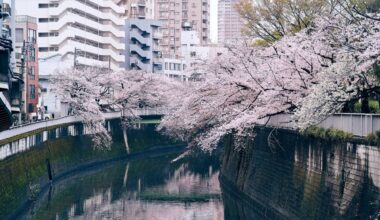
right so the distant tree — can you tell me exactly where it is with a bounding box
[236,0,380,44]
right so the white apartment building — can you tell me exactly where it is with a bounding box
[16,0,126,71]
[180,30,226,63]
[161,29,227,80]
[117,0,155,19]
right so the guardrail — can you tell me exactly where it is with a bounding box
[318,113,380,137]
[0,108,170,141]
[1,110,379,142]
[260,113,380,137]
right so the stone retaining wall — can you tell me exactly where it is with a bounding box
[220,128,380,219]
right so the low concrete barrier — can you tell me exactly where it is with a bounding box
[0,108,170,141]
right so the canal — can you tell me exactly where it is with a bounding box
[0,120,379,219]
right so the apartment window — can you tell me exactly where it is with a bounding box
[38,18,49,23]
[39,47,48,52]
[165,62,168,70]
[28,104,34,113]
[190,51,196,57]
[29,48,36,61]
[30,85,36,99]
[38,4,49,8]
[38,32,48,37]
[49,47,58,51]
[15,28,23,42]
[28,29,36,43]
[28,67,35,80]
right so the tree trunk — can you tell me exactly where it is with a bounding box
[342,101,355,113]
[361,92,370,113]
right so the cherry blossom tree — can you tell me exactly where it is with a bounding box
[159,10,380,151]
[52,67,186,148]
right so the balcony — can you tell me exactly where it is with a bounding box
[137,0,145,7]
[1,3,11,17]
[153,32,163,39]
[153,45,161,52]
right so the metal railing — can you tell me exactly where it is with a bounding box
[259,113,380,137]
[318,113,380,137]
[2,110,380,142]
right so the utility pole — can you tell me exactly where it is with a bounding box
[21,40,26,122]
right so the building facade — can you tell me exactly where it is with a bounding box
[155,0,210,57]
[125,19,162,73]
[14,15,39,120]
[117,0,155,19]
[160,28,227,80]
[218,0,244,44]
[0,0,23,130]
[16,0,126,71]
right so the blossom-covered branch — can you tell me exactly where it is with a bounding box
[52,67,187,148]
[159,11,380,150]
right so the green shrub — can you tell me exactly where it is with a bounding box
[354,99,380,113]
[302,127,354,142]
[366,130,380,145]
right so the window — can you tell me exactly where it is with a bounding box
[29,85,35,99]
[29,48,36,61]
[38,18,49,23]
[49,18,58,22]
[38,32,49,37]
[28,29,37,43]
[39,47,48,52]
[16,28,23,43]
[41,88,47,93]
[28,103,34,113]
[38,4,49,8]
[28,67,35,80]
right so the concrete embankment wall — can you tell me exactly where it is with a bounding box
[0,120,182,220]
[220,128,380,219]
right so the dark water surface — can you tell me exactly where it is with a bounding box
[21,152,225,220]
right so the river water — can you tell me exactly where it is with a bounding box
[21,152,225,220]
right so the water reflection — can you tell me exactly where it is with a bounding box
[23,153,224,220]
